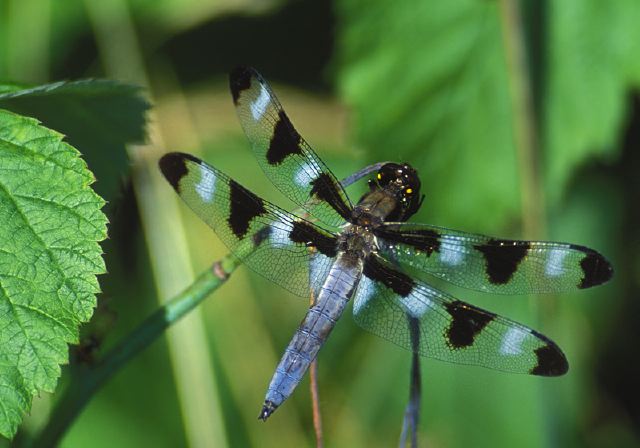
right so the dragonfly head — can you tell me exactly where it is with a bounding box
[375,162,423,221]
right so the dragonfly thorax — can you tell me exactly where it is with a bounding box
[337,224,378,260]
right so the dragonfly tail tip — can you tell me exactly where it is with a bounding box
[258,400,278,421]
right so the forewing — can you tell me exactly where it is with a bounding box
[229,66,352,228]
[159,152,336,297]
[352,254,568,376]
[376,223,613,294]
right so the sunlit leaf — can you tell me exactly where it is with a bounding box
[0,109,107,438]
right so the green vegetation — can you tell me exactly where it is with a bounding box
[0,0,637,447]
[0,107,107,438]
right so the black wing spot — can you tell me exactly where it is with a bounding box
[228,179,267,239]
[375,227,441,257]
[530,340,568,376]
[309,173,352,221]
[229,66,253,105]
[578,249,613,289]
[159,152,200,192]
[267,111,303,165]
[363,255,415,297]
[475,239,530,285]
[288,221,338,258]
[444,301,495,349]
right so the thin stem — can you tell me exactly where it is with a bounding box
[27,255,241,448]
[499,3,563,447]
[499,0,546,239]
[310,360,324,448]
[309,287,324,448]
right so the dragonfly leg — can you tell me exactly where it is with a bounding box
[340,162,392,188]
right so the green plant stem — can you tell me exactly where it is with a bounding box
[498,2,563,446]
[499,0,545,239]
[27,254,241,448]
[84,0,228,444]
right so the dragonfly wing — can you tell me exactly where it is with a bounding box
[352,254,568,376]
[229,66,352,228]
[375,223,613,294]
[159,152,337,297]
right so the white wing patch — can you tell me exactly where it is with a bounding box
[269,215,295,248]
[294,162,317,188]
[439,236,465,266]
[398,286,433,318]
[250,85,271,121]
[545,248,568,277]
[500,327,527,355]
[195,163,216,203]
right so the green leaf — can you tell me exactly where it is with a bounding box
[335,1,520,230]
[0,80,149,201]
[543,0,640,204]
[0,109,107,438]
[336,0,639,228]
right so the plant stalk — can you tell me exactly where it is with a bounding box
[27,255,240,447]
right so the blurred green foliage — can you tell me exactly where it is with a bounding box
[337,1,521,229]
[336,0,640,226]
[0,80,149,200]
[0,0,637,447]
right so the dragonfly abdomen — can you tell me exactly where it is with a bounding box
[260,253,363,420]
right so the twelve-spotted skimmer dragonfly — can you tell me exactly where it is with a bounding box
[159,67,613,421]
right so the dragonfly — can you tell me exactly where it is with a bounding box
[159,66,613,421]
